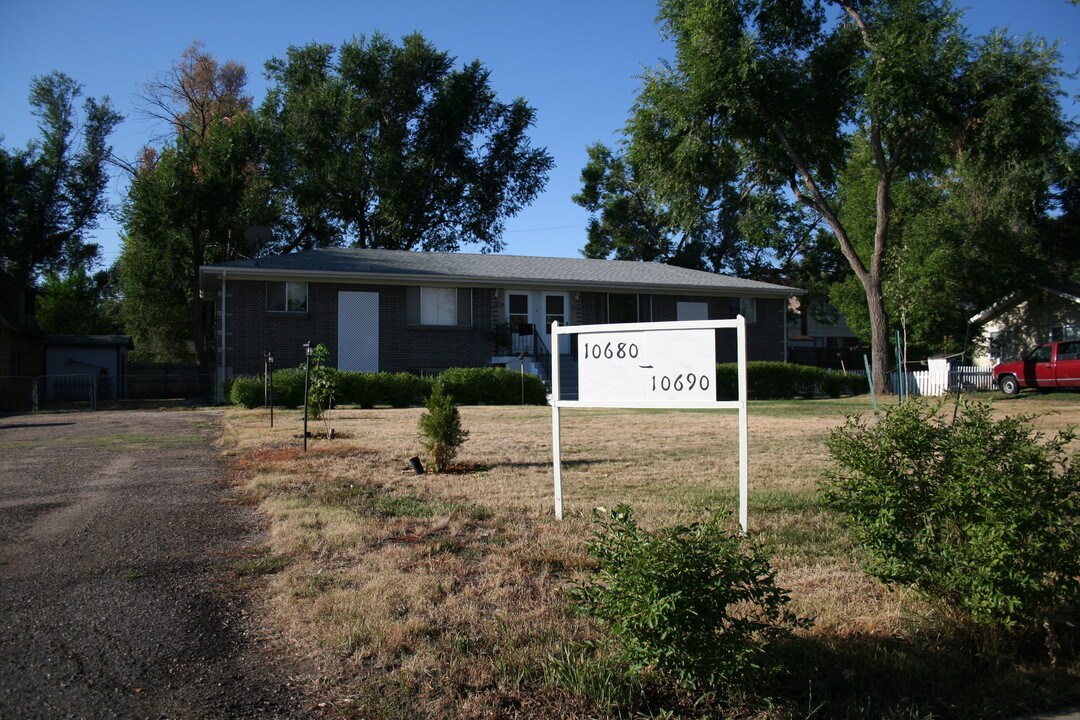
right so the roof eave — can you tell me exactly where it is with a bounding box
[199,265,803,298]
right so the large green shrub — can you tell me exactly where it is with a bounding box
[824,399,1080,633]
[333,371,432,408]
[571,505,808,689]
[418,384,469,472]
[384,372,431,408]
[270,368,307,408]
[436,366,547,405]
[228,375,264,408]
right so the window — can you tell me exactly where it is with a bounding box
[267,282,307,312]
[1028,345,1052,363]
[1058,341,1080,359]
[508,293,530,333]
[677,301,709,321]
[406,287,472,326]
[545,294,565,334]
[608,293,652,323]
[739,298,757,324]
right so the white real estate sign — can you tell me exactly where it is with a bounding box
[577,328,716,405]
[551,318,749,532]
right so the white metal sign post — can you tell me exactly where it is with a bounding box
[551,317,749,533]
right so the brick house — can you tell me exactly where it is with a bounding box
[198,248,803,384]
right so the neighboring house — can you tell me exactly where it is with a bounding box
[786,297,862,370]
[968,281,1080,368]
[198,248,803,386]
[44,334,132,402]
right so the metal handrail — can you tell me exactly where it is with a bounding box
[532,325,551,361]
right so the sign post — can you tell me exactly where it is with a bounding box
[551,317,749,533]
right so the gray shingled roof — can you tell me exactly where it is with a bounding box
[201,247,802,297]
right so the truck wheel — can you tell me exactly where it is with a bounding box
[999,374,1021,395]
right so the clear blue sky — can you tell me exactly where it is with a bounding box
[2,0,1078,268]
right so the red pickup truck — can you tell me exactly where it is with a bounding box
[993,339,1080,395]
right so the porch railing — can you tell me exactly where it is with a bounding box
[493,322,552,365]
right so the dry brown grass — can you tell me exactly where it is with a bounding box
[219,394,1080,719]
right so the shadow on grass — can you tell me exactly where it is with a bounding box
[766,626,1080,720]
[551,620,1080,719]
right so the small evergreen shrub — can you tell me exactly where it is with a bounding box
[824,399,1080,634]
[571,505,809,689]
[418,384,469,472]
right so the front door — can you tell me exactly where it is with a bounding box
[542,292,570,354]
[505,292,533,354]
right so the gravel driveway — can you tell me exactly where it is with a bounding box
[0,409,312,719]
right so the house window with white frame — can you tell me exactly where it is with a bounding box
[406,287,473,326]
[267,282,308,313]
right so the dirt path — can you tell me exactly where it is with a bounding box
[0,409,314,719]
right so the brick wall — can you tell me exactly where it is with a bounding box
[214,278,790,377]
[217,279,494,376]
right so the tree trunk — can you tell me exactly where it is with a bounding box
[865,285,891,397]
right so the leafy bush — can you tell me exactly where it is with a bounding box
[824,399,1080,633]
[418,384,469,472]
[716,362,862,400]
[269,368,306,409]
[220,375,238,405]
[571,505,808,689]
[383,372,431,408]
[819,368,863,398]
[335,371,428,408]
[335,371,374,408]
[228,375,264,408]
[436,366,547,405]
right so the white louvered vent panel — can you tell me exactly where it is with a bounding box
[338,291,379,372]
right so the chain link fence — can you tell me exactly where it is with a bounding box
[0,372,216,414]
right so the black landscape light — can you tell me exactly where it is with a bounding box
[303,341,313,451]
[265,351,275,428]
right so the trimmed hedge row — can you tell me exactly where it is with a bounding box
[716,362,864,400]
[437,366,548,406]
[229,366,548,409]
[230,362,861,407]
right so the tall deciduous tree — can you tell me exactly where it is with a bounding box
[35,266,122,334]
[603,0,1073,393]
[119,44,271,368]
[259,32,554,253]
[0,72,121,284]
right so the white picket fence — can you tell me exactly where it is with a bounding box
[889,365,996,397]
